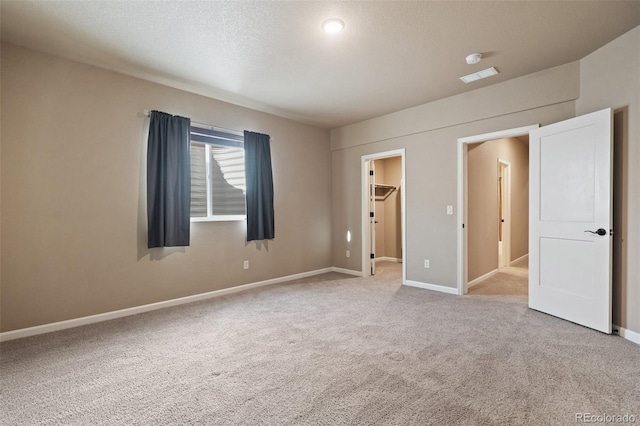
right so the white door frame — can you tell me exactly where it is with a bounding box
[368,159,376,276]
[457,125,538,295]
[362,149,406,283]
[498,159,512,268]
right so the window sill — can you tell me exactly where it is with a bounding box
[191,215,246,222]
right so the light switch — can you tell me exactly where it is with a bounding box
[447,205,454,215]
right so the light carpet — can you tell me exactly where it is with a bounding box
[1,262,638,425]
[468,260,529,298]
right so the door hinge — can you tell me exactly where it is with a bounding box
[370,253,375,259]
[370,212,374,218]
[369,170,374,176]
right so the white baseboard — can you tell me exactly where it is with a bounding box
[467,269,499,289]
[404,280,459,295]
[332,267,364,277]
[3,267,635,347]
[0,267,345,342]
[375,257,402,263]
[613,324,640,345]
[510,254,529,266]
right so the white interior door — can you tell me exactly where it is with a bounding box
[369,160,376,275]
[529,108,613,333]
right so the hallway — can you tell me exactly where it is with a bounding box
[467,259,528,302]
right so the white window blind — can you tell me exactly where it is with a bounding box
[189,126,246,221]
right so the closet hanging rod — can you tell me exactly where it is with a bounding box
[374,184,397,190]
[142,110,243,136]
[374,183,397,201]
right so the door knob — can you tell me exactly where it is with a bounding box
[584,228,607,236]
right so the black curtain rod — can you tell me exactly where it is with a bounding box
[142,110,243,136]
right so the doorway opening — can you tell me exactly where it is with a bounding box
[361,149,406,283]
[458,110,619,334]
[457,125,537,296]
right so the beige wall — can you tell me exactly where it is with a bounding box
[576,26,640,334]
[3,27,638,337]
[467,137,529,281]
[331,62,578,287]
[0,63,2,307]
[0,44,333,332]
[373,157,402,260]
[331,62,580,151]
[331,26,639,336]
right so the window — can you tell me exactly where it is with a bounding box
[190,126,246,221]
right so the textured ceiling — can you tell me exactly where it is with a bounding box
[1,1,639,129]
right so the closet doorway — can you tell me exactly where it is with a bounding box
[361,149,406,283]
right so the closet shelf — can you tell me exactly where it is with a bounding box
[374,184,397,200]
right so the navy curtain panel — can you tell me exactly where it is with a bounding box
[244,131,275,241]
[147,111,191,248]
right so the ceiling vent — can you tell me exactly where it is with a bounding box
[460,67,499,84]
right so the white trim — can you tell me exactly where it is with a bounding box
[457,124,539,295]
[510,253,529,266]
[361,149,407,285]
[457,125,540,145]
[0,267,337,342]
[331,267,364,277]
[6,264,633,345]
[368,159,377,276]
[375,257,402,263]
[404,280,459,295]
[467,268,499,289]
[613,325,640,345]
[205,143,212,217]
[191,215,246,222]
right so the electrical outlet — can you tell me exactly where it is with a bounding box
[424,259,430,268]
[346,250,350,258]
[243,260,249,270]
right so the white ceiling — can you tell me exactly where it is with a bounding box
[1,1,639,129]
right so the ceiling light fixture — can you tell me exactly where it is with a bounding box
[460,67,499,83]
[465,53,482,65]
[322,18,345,34]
